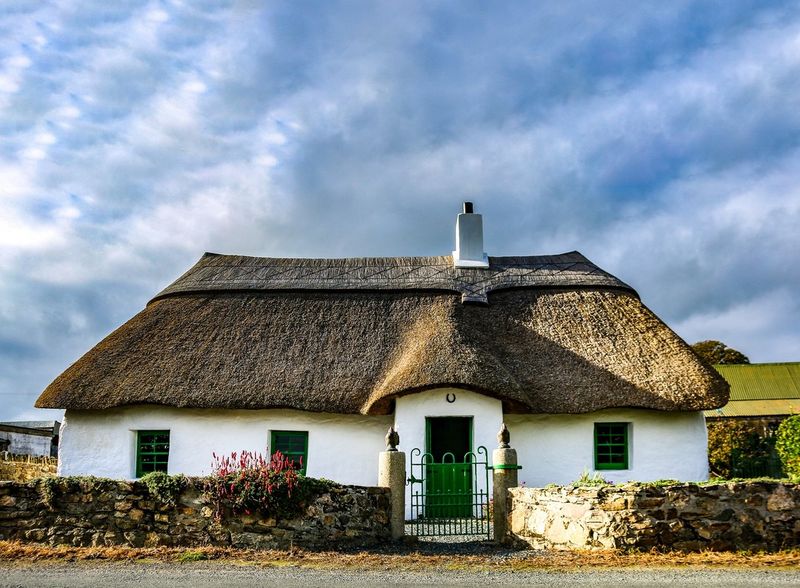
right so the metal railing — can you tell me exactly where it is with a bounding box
[406,446,492,539]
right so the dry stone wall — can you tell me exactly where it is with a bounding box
[509,482,800,552]
[0,478,391,549]
[0,458,57,483]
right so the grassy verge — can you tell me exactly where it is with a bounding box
[1,541,799,571]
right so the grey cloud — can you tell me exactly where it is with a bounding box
[2,1,800,419]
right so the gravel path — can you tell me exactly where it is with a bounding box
[2,562,800,587]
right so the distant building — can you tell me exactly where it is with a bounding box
[704,363,800,428]
[0,421,60,457]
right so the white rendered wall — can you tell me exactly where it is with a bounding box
[393,388,504,518]
[59,406,392,484]
[505,409,709,486]
[0,431,52,457]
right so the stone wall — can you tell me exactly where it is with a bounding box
[0,457,57,483]
[0,478,391,549]
[508,482,800,552]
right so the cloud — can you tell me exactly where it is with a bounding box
[673,289,800,362]
[1,0,799,419]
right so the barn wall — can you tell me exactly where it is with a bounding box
[0,430,52,457]
[59,407,392,484]
[505,409,709,486]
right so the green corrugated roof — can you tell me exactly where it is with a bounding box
[713,362,800,400]
[704,362,800,418]
[705,399,800,418]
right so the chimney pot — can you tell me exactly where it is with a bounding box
[453,203,489,268]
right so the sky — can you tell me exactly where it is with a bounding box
[1,0,800,421]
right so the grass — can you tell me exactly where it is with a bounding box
[1,541,799,571]
[177,550,209,563]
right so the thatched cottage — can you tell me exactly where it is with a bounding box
[37,204,728,490]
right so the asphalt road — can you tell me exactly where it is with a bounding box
[2,562,800,587]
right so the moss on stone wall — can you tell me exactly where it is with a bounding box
[0,477,391,550]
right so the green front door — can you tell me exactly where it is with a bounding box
[425,417,473,518]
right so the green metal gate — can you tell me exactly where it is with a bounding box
[407,446,492,539]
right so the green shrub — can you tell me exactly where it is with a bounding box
[571,468,609,487]
[140,471,187,506]
[707,421,783,478]
[776,415,800,481]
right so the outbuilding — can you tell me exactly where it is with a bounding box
[37,204,728,493]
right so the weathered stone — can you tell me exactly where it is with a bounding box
[561,502,591,519]
[123,531,146,547]
[508,483,800,553]
[713,508,735,522]
[635,497,665,509]
[143,531,167,547]
[544,520,570,544]
[706,522,732,540]
[0,479,391,549]
[767,486,795,512]
[601,497,628,511]
[744,494,764,507]
[23,528,47,541]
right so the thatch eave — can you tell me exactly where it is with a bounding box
[36,285,729,414]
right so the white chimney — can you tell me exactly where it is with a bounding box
[453,202,489,268]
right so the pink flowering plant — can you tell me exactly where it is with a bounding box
[205,449,328,519]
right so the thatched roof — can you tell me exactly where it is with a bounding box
[155,251,633,304]
[36,252,728,414]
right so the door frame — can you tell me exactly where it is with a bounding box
[425,416,474,460]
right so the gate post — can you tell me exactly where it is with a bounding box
[378,426,405,540]
[492,423,519,544]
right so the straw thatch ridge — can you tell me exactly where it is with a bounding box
[153,251,635,304]
[36,258,729,413]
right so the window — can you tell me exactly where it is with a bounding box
[270,430,308,475]
[594,423,629,470]
[136,430,170,477]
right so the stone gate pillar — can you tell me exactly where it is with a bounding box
[492,423,519,544]
[378,426,405,540]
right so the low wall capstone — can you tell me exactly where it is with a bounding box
[508,482,800,552]
[0,478,391,549]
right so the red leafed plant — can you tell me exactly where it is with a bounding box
[205,449,308,519]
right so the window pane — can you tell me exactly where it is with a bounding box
[271,431,308,474]
[137,430,170,477]
[594,423,628,470]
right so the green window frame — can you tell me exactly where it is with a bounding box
[594,423,629,470]
[270,430,308,475]
[136,430,170,478]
